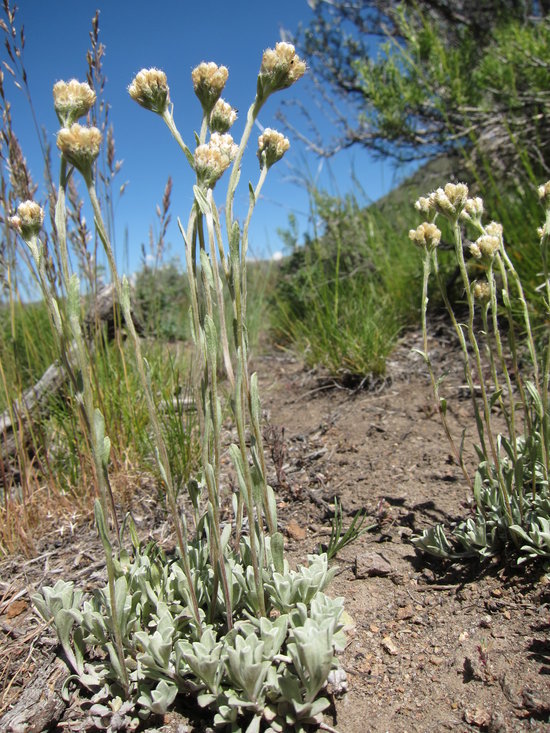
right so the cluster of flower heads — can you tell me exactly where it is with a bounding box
[52,79,102,178]
[257,42,306,98]
[10,199,44,240]
[414,182,469,221]
[194,133,239,189]
[57,124,102,175]
[209,98,237,134]
[11,79,100,242]
[257,128,290,170]
[408,221,441,252]
[411,181,505,262]
[13,42,305,246]
[468,222,502,260]
[128,68,170,115]
[472,281,491,303]
[192,62,229,114]
[53,79,96,127]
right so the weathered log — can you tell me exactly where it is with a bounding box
[0,284,139,468]
[0,654,68,733]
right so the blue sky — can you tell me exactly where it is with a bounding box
[5,0,406,276]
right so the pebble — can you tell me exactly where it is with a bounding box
[355,551,392,578]
[381,636,399,656]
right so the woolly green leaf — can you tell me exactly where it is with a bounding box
[121,275,131,315]
[193,184,211,215]
[525,380,544,417]
[266,483,278,532]
[94,498,112,556]
[489,389,503,408]
[249,372,261,428]
[229,221,240,265]
[271,531,284,574]
[200,249,214,291]
[67,273,81,321]
[102,436,111,469]
[204,314,218,366]
[51,298,63,336]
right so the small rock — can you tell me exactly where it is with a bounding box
[381,636,399,656]
[354,552,392,578]
[286,519,306,541]
[396,604,414,621]
[464,706,491,728]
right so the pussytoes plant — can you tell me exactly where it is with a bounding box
[29,43,348,732]
[410,182,550,563]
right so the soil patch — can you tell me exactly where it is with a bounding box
[1,327,549,732]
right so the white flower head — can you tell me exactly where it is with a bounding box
[192,62,228,114]
[12,200,44,240]
[129,68,170,115]
[257,42,306,99]
[209,98,237,133]
[57,124,102,177]
[257,128,290,169]
[53,79,96,126]
[409,222,441,252]
[194,132,238,188]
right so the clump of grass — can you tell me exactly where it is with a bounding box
[273,188,422,381]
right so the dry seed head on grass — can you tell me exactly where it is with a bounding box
[257,128,290,169]
[11,200,44,239]
[194,132,238,188]
[409,222,441,251]
[128,68,170,114]
[192,62,228,114]
[53,79,96,126]
[209,98,237,133]
[258,42,306,97]
[57,124,102,175]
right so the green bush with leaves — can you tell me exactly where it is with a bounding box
[293,1,549,178]
[410,181,549,563]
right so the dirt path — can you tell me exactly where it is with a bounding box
[1,329,549,732]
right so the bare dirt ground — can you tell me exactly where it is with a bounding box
[1,325,550,732]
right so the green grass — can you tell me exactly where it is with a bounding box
[0,298,57,410]
[272,187,423,379]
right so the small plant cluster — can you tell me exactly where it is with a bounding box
[32,523,345,732]
[22,41,348,732]
[409,182,549,563]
